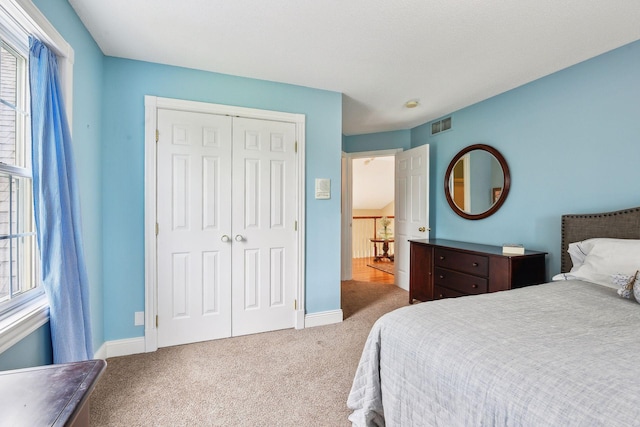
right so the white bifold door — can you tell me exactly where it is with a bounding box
[156,109,297,348]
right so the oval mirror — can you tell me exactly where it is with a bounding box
[444,144,510,220]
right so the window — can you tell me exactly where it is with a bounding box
[0,0,74,352]
[0,19,40,313]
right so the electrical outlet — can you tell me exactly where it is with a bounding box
[134,311,144,326]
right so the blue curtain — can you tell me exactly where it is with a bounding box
[29,37,93,363]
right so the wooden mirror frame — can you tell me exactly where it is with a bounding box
[444,144,511,220]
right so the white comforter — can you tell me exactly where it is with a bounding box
[347,280,640,427]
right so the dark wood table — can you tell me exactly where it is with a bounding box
[371,238,394,261]
[0,359,106,426]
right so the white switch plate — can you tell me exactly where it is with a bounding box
[134,311,145,326]
[315,178,330,199]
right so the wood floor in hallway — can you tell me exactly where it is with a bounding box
[350,257,394,284]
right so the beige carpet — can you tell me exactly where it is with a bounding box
[90,280,408,426]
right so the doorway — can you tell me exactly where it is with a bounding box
[352,155,395,283]
[341,145,430,289]
[341,150,400,284]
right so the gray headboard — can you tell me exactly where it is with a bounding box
[561,206,640,273]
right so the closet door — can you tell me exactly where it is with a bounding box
[156,110,298,347]
[157,109,233,347]
[231,117,297,336]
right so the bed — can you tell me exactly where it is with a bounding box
[347,207,640,426]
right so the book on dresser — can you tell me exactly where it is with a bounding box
[409,239,547,304]
[502,243,525,255]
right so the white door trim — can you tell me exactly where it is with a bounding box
[340,153,351,280]
[144,96,306,352]
[341,149,402,281]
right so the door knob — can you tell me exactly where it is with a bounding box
[419,226,428,232]
[234,234,244,242]
[221,235,230,242]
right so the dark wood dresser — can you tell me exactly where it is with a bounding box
[0,359,106,426]
[409,239,546,303]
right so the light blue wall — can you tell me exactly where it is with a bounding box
[343,129,410,153]
[101,58,342,341]
[0,324,52,370]
[411,40,640,278]
[0,0,105,370]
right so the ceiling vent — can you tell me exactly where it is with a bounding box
[431,116,452,135]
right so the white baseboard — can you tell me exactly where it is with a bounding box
[93,342,107,360]
[97,312,343,359]
[305,309,343,328]
[103,337,146,359]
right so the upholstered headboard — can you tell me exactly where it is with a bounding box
[561,207,640,273]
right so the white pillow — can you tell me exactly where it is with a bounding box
[567,238,640,271]
[567,240,596,270]
[568,239,640,288]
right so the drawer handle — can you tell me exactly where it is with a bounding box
[438,294,444,298]
[439,274,445,279]
[472,284,478,289]
[472,262,479,267]
[439,256,445,260]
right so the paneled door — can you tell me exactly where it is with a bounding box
[157,110,233,347]
[395,145,430,290]
[156,110,297,347]
[231,117,297,336]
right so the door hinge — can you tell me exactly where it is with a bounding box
[155,315,159,327]
[155,129,159,143]
[294,299,297,310]
[294,141,298,153]
[155,223,159,236]
[294,220,298,231]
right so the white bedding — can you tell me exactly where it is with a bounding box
[347,280,640,426]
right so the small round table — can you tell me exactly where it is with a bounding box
[370,238,394,262]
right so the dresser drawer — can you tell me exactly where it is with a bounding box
[433,285,466,300]
[434,267,488,295]
[434,248,489,277]
[410,239,546,303]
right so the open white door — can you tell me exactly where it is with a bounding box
[395,145,430,290]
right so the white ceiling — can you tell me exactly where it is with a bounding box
[68,0,640,136]
[352,156,394,210]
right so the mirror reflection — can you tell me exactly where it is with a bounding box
[449,150,504,215]
[444,144,510,220]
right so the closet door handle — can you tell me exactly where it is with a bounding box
[221,235,230,243]
[235,234,244,242]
